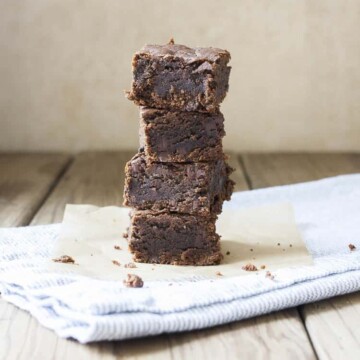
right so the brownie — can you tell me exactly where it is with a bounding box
[128,210,223,265]
[123,152,234,215]
[139,107,225,162]
[126,42,231,112]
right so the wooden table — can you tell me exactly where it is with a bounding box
[1,152,359,360]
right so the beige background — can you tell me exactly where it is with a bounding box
[1,0,359,153]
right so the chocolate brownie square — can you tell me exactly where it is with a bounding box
[123,152,234,215]
[126,42,231,112]
[139,107,225,162]
[128,210,222,265]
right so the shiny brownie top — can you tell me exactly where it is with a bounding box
[136,42,231,64]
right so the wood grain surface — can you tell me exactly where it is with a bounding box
[0,153,70,227]
[1,152,359,359]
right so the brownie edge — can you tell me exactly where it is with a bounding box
[126,43,231,112]
[139,107,225,162]
[123,152,234,215]
[128,210,223,265]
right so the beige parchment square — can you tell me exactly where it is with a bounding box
[46,203,313,281]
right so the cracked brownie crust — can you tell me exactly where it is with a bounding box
[128,210,223,265]
[123,152,234,215]
[139,107,225,162]
[126,43,231,112]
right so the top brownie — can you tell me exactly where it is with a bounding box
[126,42,231,112]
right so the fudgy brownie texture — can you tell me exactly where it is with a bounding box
[126,42,231,112]
[139,107,225,162]
[123,152,234,215]
[128,210,223,265]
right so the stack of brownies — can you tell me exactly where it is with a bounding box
[123,40,234,266]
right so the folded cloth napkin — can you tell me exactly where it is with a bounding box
[1,175,360,343]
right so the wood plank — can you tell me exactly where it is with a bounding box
[241,153,360,189]
[0,153,70,360]
[1,152,315,360]
[0,153,70,227]
[242,153,360,360]
[302,293,360,360]
[226,153,249,191]
[168,308,315,360]
[30,151,134,225]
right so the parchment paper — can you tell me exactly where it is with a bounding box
[47,203,313,281]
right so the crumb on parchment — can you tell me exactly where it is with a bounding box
[123,274,143,288]
[112,260,121,266]
[265,271,275,280]
[52,255,75,264]
[215,271,223,276]
[349,244,356,251]
[125,262,137,268]
[260,265,266,269]
[226,251,230,255]
[242,263,258,272]
[114,245,122,250]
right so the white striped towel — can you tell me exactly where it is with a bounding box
[1,174,360,343]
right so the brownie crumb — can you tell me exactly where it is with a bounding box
[260,265,266,269]
[349,244,356,251]
[250,248,254,252]
[277,243,281,246]
[289,244,293,247]
[168,37,175,45]
[114,245,122,250]
[242,263,258,272]
[226,251,230,255]
[52,255,75,264]
[123,274,143,288]
[265,271,275,280]
[215,271,223,276]
[123,232,129,239]
[112,260,121,266]
[125,262,137,268]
